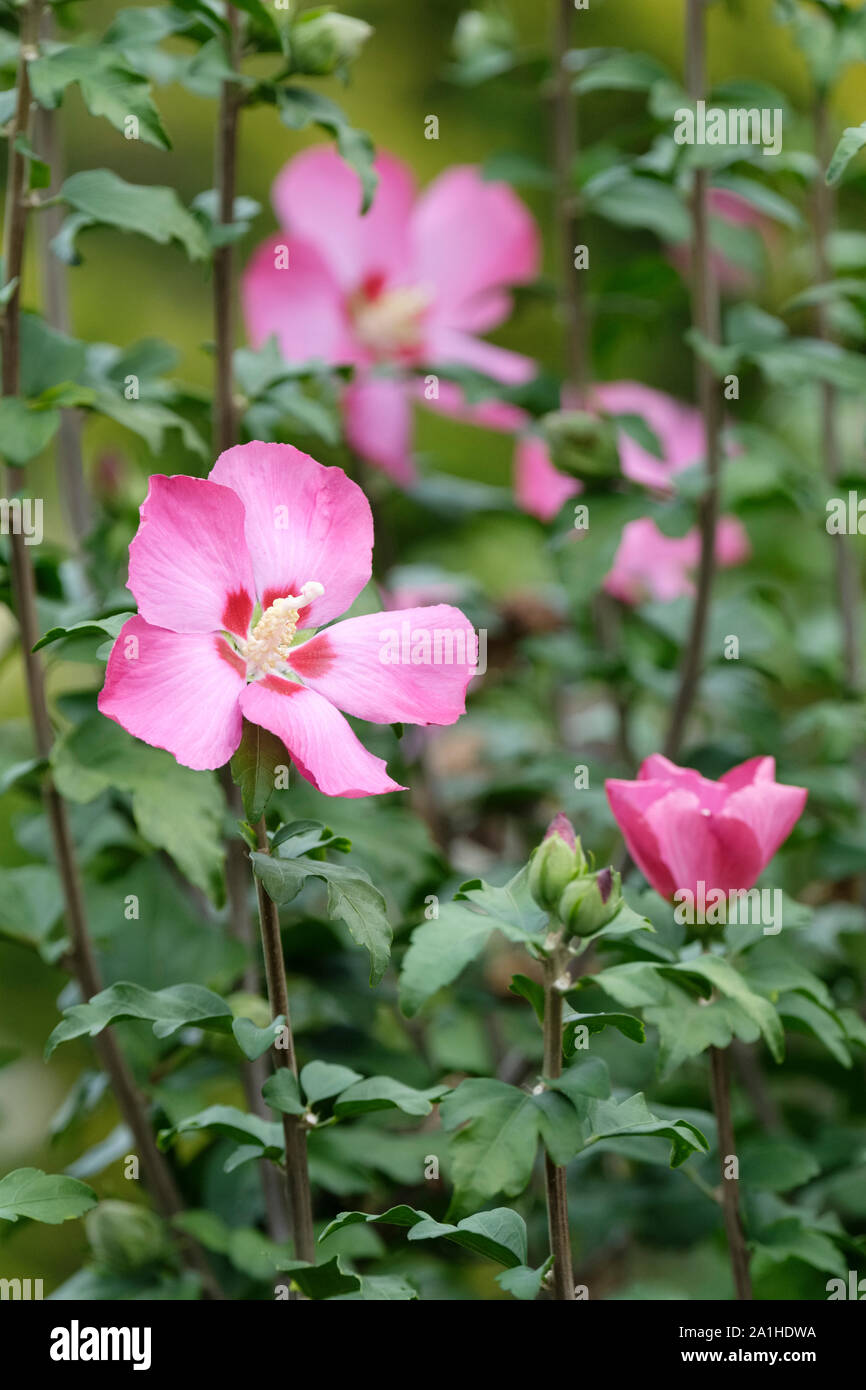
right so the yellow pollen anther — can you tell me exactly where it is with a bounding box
[242,581,324,677]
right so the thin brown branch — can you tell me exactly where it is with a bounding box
[213,3,241,457]
[253,819,316,1266]
[552,0,587,394]
[33,7,89,544]
[814,97,863,694]
[709,1045,753,1300]
[542,957,575,1300]
[2,1,221,1299]
[664,0,722,759]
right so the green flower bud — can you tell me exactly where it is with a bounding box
[557,867,623,936]
[541,410,620,480]
[290,12,373,76]
[528,814,586,911]
[85,1201,171,1274]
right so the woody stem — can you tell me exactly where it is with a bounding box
[253,818,316,1266]
[210,10,288,1242]
[664,0,722,759]
[2,0,221,1299]
[552,0,586,394]
[708,1046,753,1299]
[542,953,575,1300]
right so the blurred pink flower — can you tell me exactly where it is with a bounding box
[242,149,540,484]
[99,442,476,796]
[669,187,770,291]
[589,381,708,493]
[515,381,711,520]
[603,515,750,606]
[513,381,748,605]
[606,754,807,899]
[514,433,582,523]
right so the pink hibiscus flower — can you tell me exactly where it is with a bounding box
[513,381,748,603]
[606,754,807,899]
[515,380,712,521]
[603,515,750,605]
[242,148,540,484]
[98,442,477,797]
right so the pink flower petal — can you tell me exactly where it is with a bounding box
[719,756,776,790]
[603,518,696,605]
[98,617,245,771]
[605,779,678,899]
[209,442,373,629]
[273,148,416,292]
[241,677,405,797]
[241,235,356,365]
[514,435,581,522]
[343,374,417,484]
[412,167,539,333]
[603,516,748,607]
[591,381,706,490]
[426,327,536,386]
[289,605,476,725]
[419,377,528,435]
[644,788,765,895]
[715,515,751,567]
[638,755,729,813]
[545,813,577,849]
[128,475,256,637]
[721,782,808,864]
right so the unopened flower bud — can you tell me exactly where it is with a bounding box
[85,1201,171,1274]
[528,814,586,911]
[290,13,373,76]
[558,866,623,936]
[541,410,620,480]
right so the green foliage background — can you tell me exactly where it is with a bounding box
[1,0,866,1300]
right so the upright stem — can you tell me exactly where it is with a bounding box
[213,4,241,457]
[664,0,722,759]
[708,1046,753,1300]
[253,819,316,1265]
[552,0,587,395]
[211,8,256,984]
[2,2,220,1298]
[33,8,89,545]
[542,955,575,1300]
[210,10,289,1240]
[814,97,863,693]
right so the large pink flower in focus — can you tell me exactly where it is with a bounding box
[242,149,540,484]
[603,516,750,605]
[606,755,807,900]
[98,443,476,796]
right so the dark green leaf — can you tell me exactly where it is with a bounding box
[46,982,233,1058]
[0,1169,96,1224]
[251,851,391,985]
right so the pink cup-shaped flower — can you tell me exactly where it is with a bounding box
[606,754,807,899]
[98,442,477,797]
[242,149,540,484]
